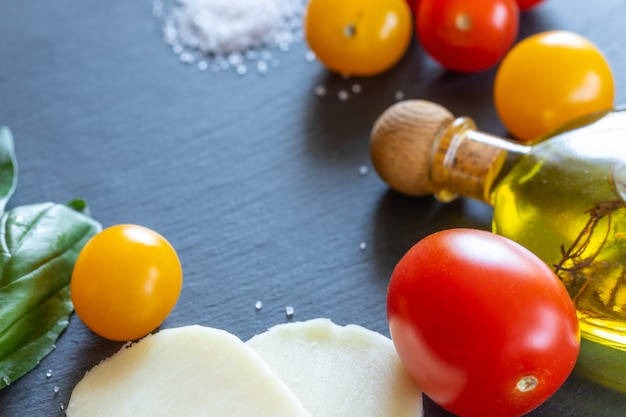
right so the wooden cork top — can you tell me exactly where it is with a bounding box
[370,100,454,196]
[370,100,509,202]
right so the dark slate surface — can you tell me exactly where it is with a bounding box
[1,0,625,415]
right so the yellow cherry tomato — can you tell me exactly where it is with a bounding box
[305,0,413,76]
[71,224,183,341]
[494,30,614,142]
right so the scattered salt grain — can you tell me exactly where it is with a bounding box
[257,60,269,75]
[179,51,195,64]
[359,242,367,251]
[228,53,243,66]
[395,90,405,101]
[236,65,248,75]
[285,305,294,319]
[46,369,53,378]
[358,165,369,176]
[53,386,60,393]
[338,90,350,101]
[351,83,362,94]
[255,300,263,310]
[305,51,316,62]
[314,85,327,97]
[172,44,184,55]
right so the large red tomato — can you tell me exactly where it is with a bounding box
[416,0,519,73]
[387,229,580,417]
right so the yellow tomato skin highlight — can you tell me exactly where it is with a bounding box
[71,224,183,341]
[494,30,614,142]
[305,0,413,76]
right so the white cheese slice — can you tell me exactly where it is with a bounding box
[66,325,313,417]
[246,318,424,417]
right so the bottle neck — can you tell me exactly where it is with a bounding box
[430,117,531,204]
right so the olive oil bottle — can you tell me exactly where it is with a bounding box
[371,100,626,351]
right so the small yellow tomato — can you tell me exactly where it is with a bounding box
[71,224,183,341]
[494,30,615,142]
[305,0,413,76]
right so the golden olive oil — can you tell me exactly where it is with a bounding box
[492,132,626,350]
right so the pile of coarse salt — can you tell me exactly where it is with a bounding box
[154,0,306,75]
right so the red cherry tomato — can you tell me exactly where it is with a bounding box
[416,0,519,73]
[516,0,545,11]
[387,229,580,417]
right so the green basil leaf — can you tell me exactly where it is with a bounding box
[0,202,101,389]
[0,127,17,214]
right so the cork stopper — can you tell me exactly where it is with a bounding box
[371,100,512,203]
[370,100,454,196]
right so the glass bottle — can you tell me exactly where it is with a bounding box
[370,100,626,352]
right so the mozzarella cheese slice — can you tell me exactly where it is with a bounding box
[66,325,313,417]
[246,318,424,417]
